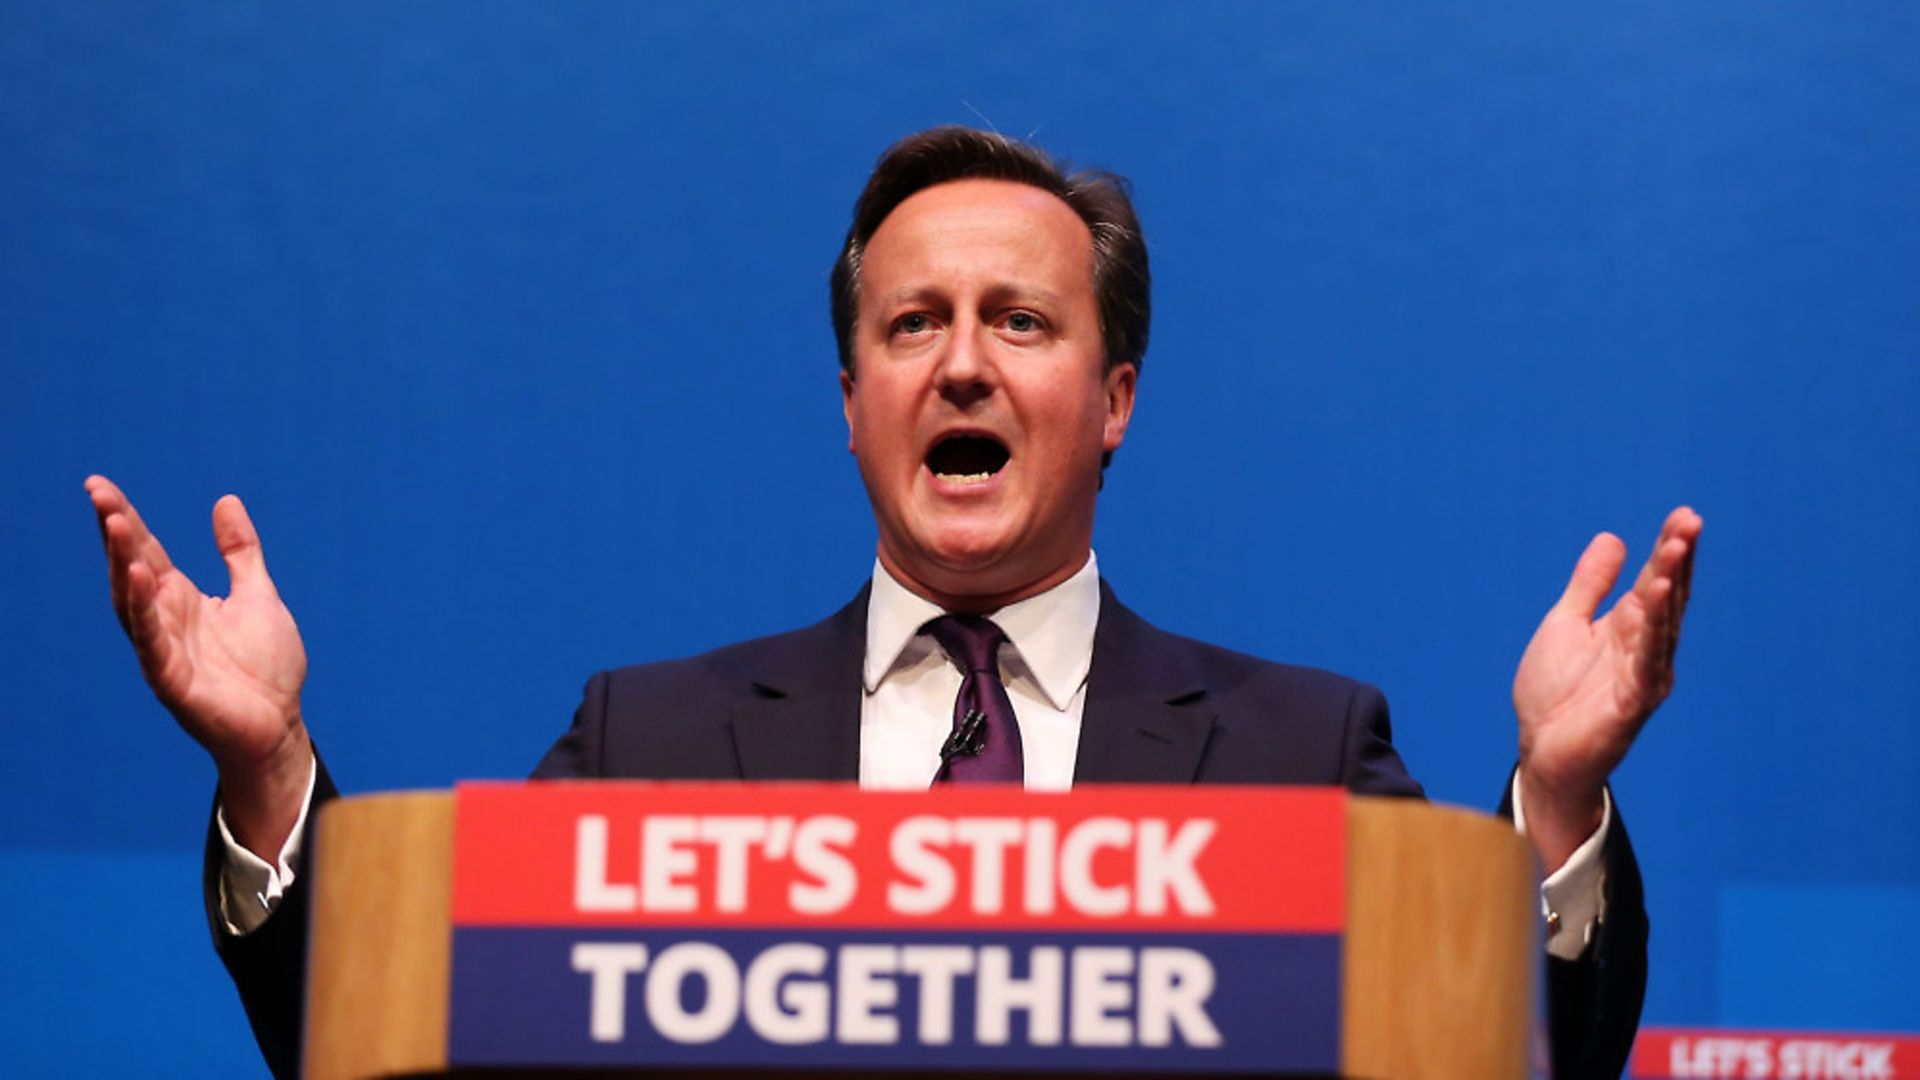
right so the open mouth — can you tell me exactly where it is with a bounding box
[926,434,1010,485]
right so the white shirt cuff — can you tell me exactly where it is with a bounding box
[1510,774,1611,962]
[216,753,318,936]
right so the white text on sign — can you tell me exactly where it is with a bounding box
[570,940,1224,1049]
[572,813,1219,919]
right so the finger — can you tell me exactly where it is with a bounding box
[1664,504,1704,543]
[1626,508,1701,703]
[1670,508,1701,620]
[102,513,136,630]
[85,475,118,549]
[1624,537,1684,661]
[1638,576,1677,699]
[1628,506,1695,591]
[1637,536,1690,594]
[1555,532,1628,621]
[212,494,272,595]
[1644,506,1701,577]
[124,560,181,692]
[1630,536,1670,593]
[86,475,176,578]
[1635,521,1700,628]
[1672,547,1692,641]
[1667,529,1700,658]
[87,477,135,592]
[100,506,180,633]
[103,511,183,632]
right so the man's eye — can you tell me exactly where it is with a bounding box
[892,313,932,336]
[1005,311,1043,333]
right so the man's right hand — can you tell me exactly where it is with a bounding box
[86,475,311,862]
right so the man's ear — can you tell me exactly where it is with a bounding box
[1102,362,1138,452]
[840,368,857,453]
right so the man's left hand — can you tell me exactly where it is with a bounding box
[1513,506,1703,872]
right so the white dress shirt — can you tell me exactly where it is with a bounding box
[224,550,1608,958]
[858,552,1101,791]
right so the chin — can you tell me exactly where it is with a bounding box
[884,528,1019,594]
[923,533,1021,577]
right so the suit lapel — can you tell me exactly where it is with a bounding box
[727,587,868,781]
[723,580,1217,785]
[1073,582,1217,784]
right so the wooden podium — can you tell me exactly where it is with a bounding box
[305,792,1539,1080]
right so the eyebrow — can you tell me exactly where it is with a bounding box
[870,284,1069,310]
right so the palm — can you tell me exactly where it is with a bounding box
[88,477,307,768]
[1515,587,1661,790]
[1512,509,1700,799]
[146,557,306,760]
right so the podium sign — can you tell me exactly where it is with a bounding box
[446,782,1346,1073]
[1632,1027,1920,1078]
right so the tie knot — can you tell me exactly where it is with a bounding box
[924,615,1008,676]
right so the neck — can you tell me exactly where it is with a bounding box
[877,549,1092,615]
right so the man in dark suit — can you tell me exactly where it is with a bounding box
[88,126,1700,1078]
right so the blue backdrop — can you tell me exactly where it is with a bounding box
[4,2,1915,1074]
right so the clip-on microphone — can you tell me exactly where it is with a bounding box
[939,708,989,763]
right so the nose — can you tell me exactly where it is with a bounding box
[935,319,997,408]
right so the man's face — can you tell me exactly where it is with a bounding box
[841,178,1137,611]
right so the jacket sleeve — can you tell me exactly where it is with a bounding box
[1497,778,1649,1080]
[204,673,611,1080]
[201,751,339,1080]
[1545,809,1649,1080]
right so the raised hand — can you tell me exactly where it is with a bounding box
[1512,506,1703,871]
[86,475,311,858]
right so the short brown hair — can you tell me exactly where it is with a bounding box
[830,126,1150,378]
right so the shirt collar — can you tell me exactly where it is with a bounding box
[863,552,1103,712]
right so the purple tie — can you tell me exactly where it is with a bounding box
[925,615,1024,785]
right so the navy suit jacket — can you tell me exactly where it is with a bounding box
[208,581,1646,1078]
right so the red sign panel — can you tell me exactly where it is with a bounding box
[453,782,1344,932]
[1634,1026,1920,1079]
